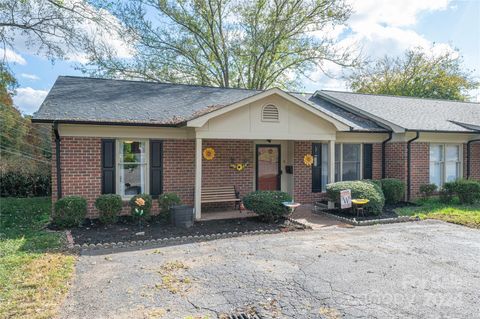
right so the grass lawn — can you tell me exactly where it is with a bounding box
[396,197,480,229]
[0,197,75,319]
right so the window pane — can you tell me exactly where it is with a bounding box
[445,145,459,161]
[120,163,146,196]
[122,141,145,163]
[342,144,360,181]
[429,162,443,187]
[343,144,360,161]
[430,145,443,162]
[342,162,360,181]
[445,162,460,182]
[321,144,328,191]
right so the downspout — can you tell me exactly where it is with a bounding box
[53,122,62,199]
[467,139,480,179]
[381,132,393,179]
[407,131,420,201]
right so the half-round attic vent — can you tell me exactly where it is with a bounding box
[261,104,279,122]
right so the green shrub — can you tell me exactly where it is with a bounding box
[242,191,292,222]
[455,179,480,204]
[439,181,456,203]
[380,178,405,204]
[129,194,153,222]
[419,184,437,198]
[327,180,385,215]
[158,193,182,213]
[95,194,123,224]
[0,159,51,197]
[52,196,87,228]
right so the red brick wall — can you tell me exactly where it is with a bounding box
[293,141,326,204]
[384,142,407,181]
[202,139,254,198]
[163,139,195,205]
[410,142,429,198]
[465,143,480,180]
[372,143,383,180]
[52,136,102,217]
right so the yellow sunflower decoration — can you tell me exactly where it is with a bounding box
[203,147,215,160]
[236,163,245,171]
[303,154,314,166]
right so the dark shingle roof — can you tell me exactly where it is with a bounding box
[33,76,260,125]
[319,90,480,132]
[33,76,385,131]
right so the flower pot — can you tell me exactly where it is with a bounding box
[171,205,194,228]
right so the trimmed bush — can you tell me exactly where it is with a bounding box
[380,178,405,204]
[95,194,123,224]
[327,180,385,215]
[242,191,292,222]
[158,193,182,213]
[439,181,456,203]
[419,184,437,198]
[129,194,153,222]
[455,179,480,204]
[52,196,87,228]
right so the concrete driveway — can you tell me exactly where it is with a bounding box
[59,221,480,319]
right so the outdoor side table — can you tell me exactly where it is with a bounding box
[282,201,301,216]
[351,199,369,217]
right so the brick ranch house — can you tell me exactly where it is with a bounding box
[32,76,480,219]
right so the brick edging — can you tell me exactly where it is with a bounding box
[316,211,419,226]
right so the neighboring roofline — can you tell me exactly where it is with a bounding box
[447,120,480,132]
[314,91,406,133]
[319,89,480,105]
[31,119,181,128]
[404,128,478,134]
[186,88,352,131]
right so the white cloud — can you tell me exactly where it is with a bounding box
[1,48,27,65]
[20,73,40,81]
[13,87,48,115]
[305,0,456,91]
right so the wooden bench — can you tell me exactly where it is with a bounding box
[201,186,242,211]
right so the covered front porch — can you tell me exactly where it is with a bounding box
[192,138,337,220]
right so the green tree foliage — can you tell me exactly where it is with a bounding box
[347,47,479,101]
[83,0,357,90]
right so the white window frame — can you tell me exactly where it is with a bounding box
[335,143,363,182]
[116,139,150,199]
[429,143,462,187]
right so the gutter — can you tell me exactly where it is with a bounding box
[53,122,62,199]
[31,119,181,128]
[407,131,420,201]
[467,139,480,178]
[381,132,393,178]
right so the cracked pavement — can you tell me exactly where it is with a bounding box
[59,220,480,319]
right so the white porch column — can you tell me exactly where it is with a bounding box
[195,138,202,220]
[328,140,335,208]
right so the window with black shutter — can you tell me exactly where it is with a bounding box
[101,139,116,194]
[363,143,373,180]
[149,140,163,197]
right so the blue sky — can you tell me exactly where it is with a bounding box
[8,0,480,115]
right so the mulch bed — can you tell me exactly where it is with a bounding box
[70,216,305,245]
[320,202,418,222]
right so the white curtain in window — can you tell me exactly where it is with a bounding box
[429,144,444,187]
[445,145,460,182]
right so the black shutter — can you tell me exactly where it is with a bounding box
[312,143,322,192]
[101,139,116,194]
[363,143,373,180]
[150,140,163,197]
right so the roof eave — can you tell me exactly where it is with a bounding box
[30,118,182,128]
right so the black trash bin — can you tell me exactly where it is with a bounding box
[171,205,194,228]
